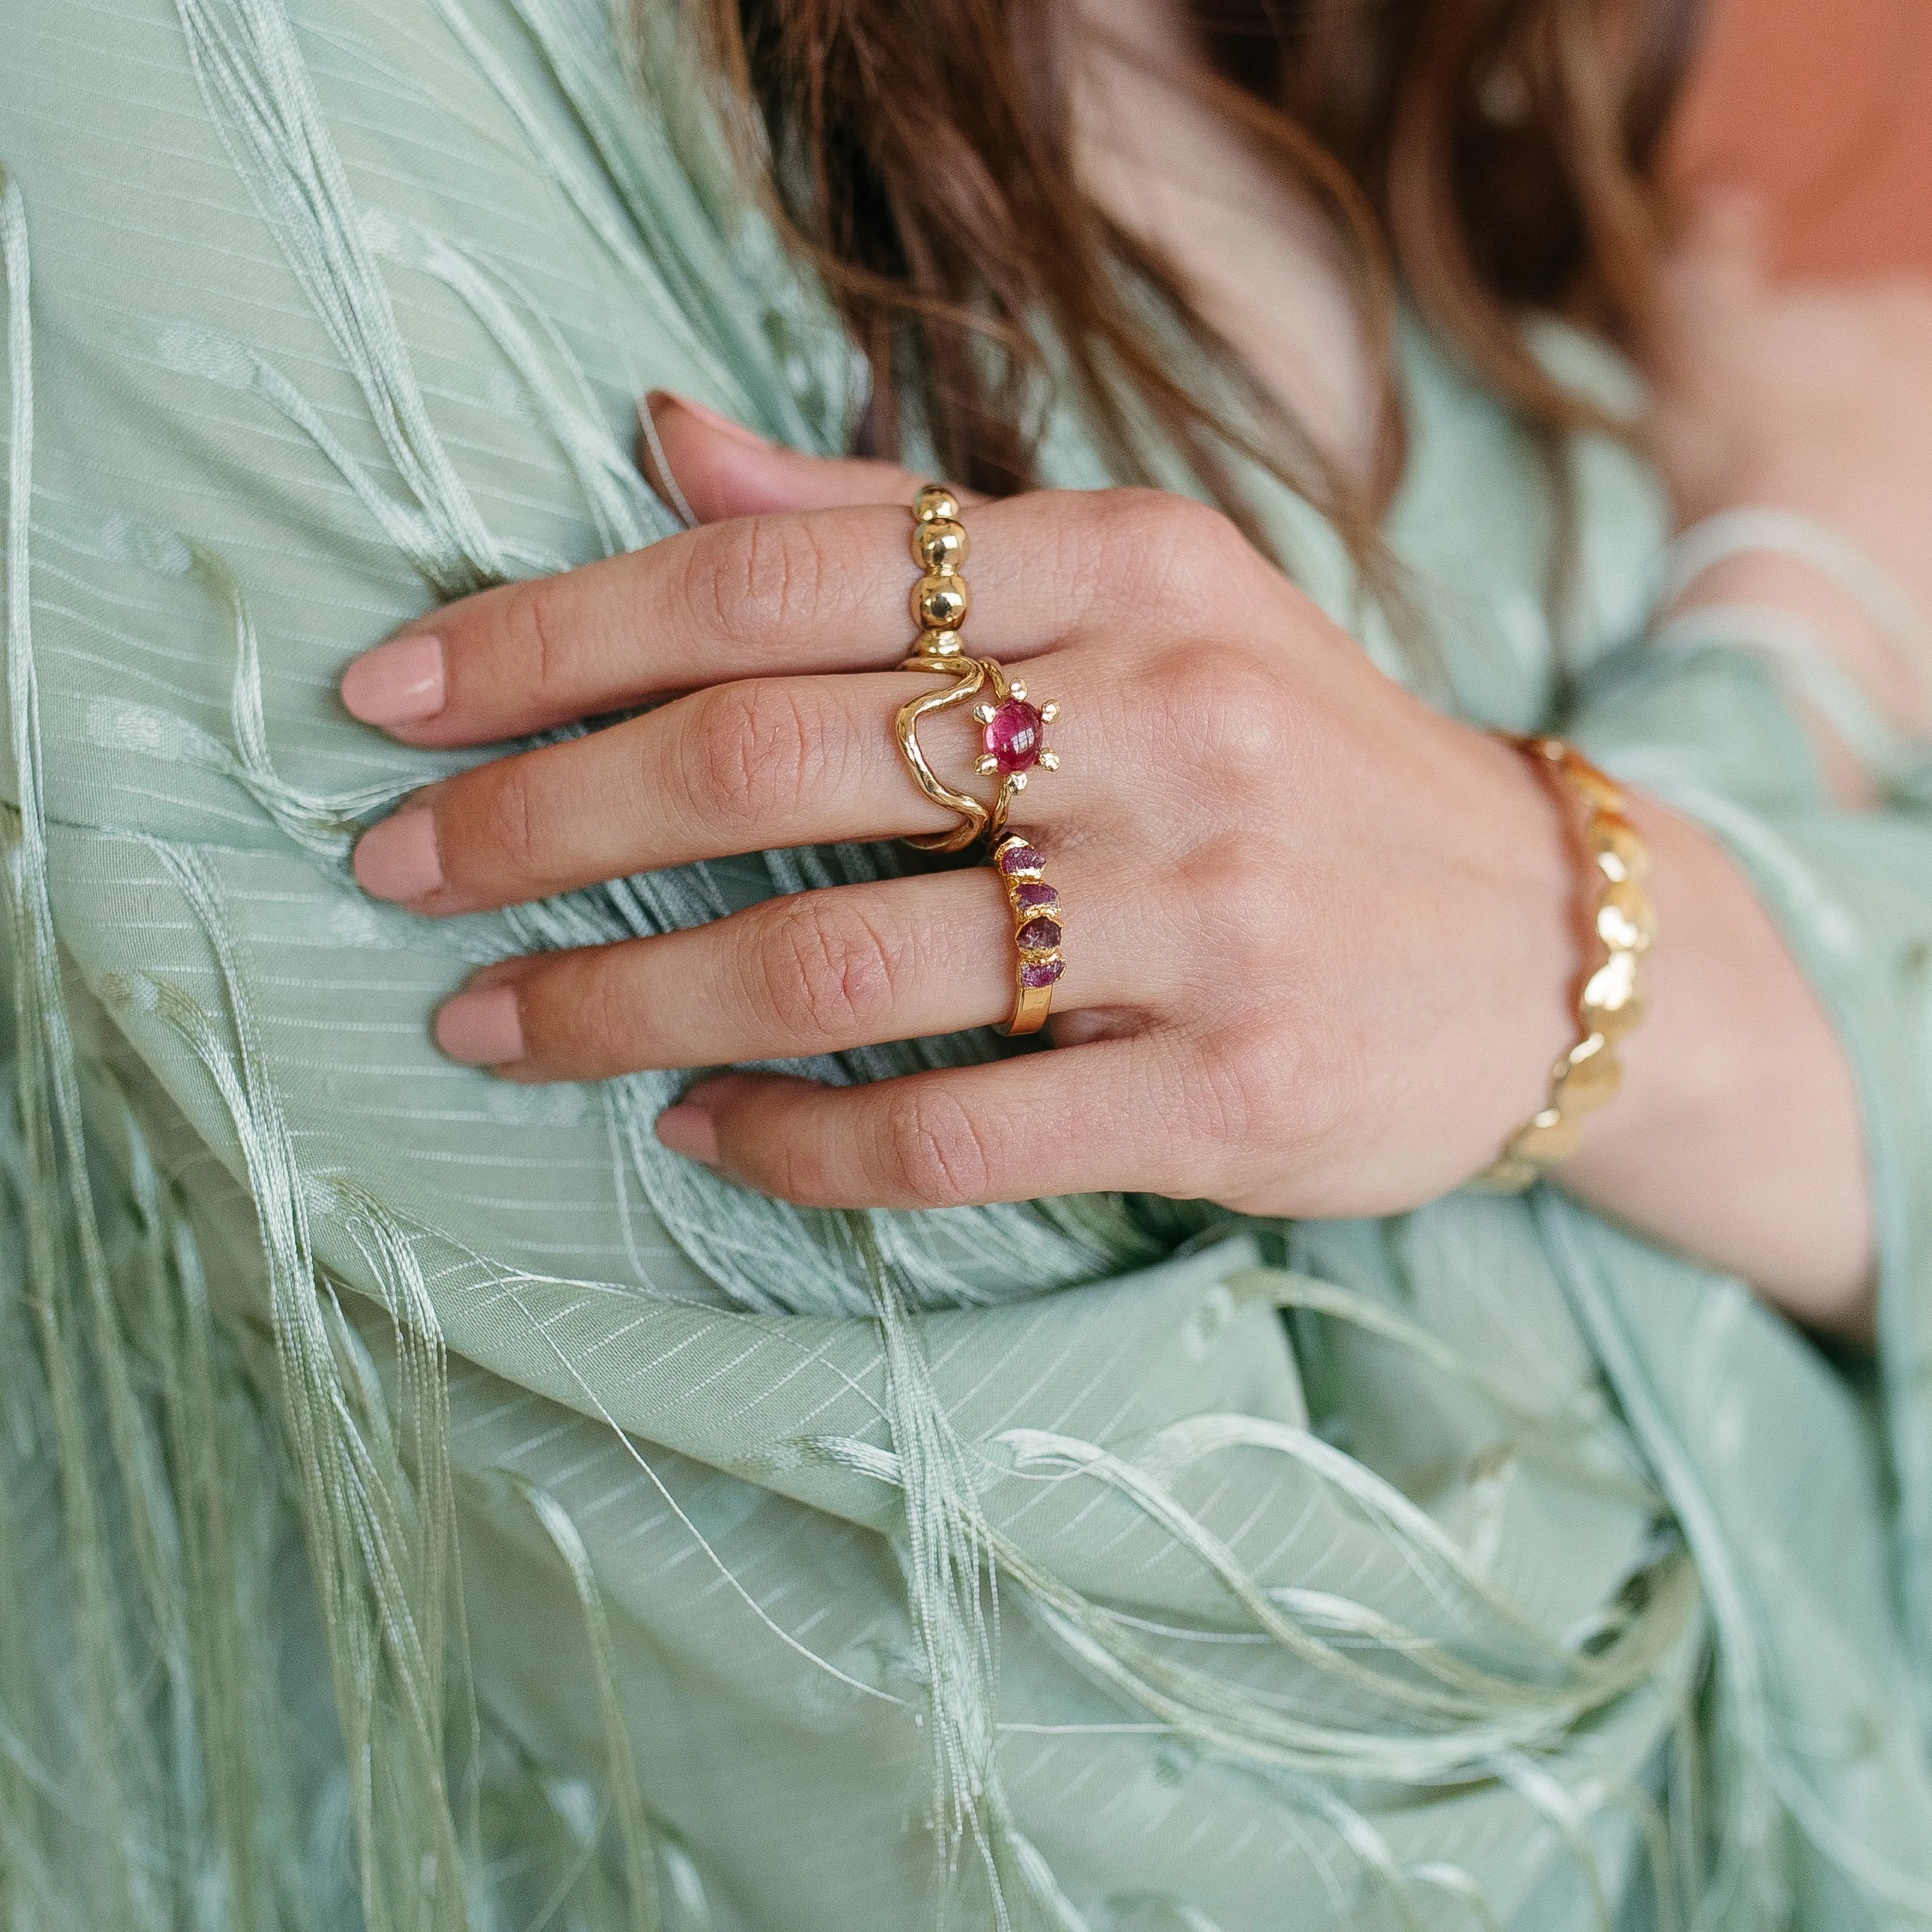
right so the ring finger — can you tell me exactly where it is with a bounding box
[351,659,1093,916]
[433,862,1164,1081]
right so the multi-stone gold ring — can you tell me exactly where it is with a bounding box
[893,484,1061,854]
[990,835,1064,1035]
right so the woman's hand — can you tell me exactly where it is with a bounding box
[342,403,1581,1221]
[340,397,1873,1332]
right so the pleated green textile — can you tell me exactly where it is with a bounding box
[2,2,1931,1927]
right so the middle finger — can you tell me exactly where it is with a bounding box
[351,661,1096,915]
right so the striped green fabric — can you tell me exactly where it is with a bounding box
[2,2,1930,1927]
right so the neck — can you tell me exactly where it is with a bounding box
[1067,0,1380,484]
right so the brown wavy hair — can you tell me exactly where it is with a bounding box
[684,0,1704,559]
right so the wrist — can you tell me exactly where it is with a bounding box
[1555,795,1875,1332]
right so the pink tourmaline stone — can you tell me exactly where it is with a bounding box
[998,843,1044,875]
[1016,917,1062,951]
[1019,959,1065,988]
[984,699,1044,775]
[1013,882,1057,912]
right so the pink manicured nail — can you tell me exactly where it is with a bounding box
[645,389,769,450]
[341,632,446,727]
[353,806,444,901]
[655,1103,721,1165]
[435,984,526,1065]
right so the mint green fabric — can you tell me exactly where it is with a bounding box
[2,3,1930,1928]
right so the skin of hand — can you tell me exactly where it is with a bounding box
[338,396,1876,1338]
[1647,189,1932,776]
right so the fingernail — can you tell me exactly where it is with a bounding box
[353,806,444,901]
[341,632,446,727]
[435,984,526,1065]
[655,1102,720,1165]
[645,389,769,451]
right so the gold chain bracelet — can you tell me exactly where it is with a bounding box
[1475,735,1655,1193]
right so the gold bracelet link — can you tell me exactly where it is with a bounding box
[1476,735,1655,1193]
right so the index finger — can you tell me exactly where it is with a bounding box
[338,492,1137,750]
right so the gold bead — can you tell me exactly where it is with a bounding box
[1581,949,1645,1041]
[1547,742,1623,812]
[1595,880,1656,954]
[1511,1111,1583,1165]
[913,573,969,631]
[912,483,961,523]
[1552,1034,1620,1112]
[1475,1155,1542,1193]
[1590,811,1650,886]
[912,518,969,572]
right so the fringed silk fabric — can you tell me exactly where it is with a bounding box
[1,2,1930,1927]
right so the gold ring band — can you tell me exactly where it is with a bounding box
[893,485,1064,853]
[896,657,994,852]
[991,834,1063,1036]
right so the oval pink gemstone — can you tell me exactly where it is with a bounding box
[1012,882,1057,912]
[984,699,1044,775]
[1019,959,1065,989]
[1016,917,1062,951]
[997,843,1044,875]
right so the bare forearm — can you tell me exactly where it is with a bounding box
[1554,796,1874,1339]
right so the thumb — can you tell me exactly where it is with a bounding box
[637,391,968,524]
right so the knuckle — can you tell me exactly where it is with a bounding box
[1152,643,1288,779]
[875,1086,995,1207]
[471,761,540,879]
[1132,493,1250,603]
[1087,485,1176,546]
[1177,1031,1300,1182]
[520,951,631,1070]
[501,577,567,698]
[1125,1034,1253,1196]
[680,679,845,833]
[572,953,648,1069]
[767,1137,833,1206]
[1180,835,1282,967]
[1056,489,1238,628]
[753,900,901,1043]
[686,514,833,653]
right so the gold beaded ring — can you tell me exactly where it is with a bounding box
[894,484,1063,854]
[990,834,1064,1036]
[1475,735,1655,1192]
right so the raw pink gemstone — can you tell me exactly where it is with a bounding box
[984,699,1044,775]
[1013,882,1057,912]
[998,843,1044,875]
[1016,917,1062,951]
[1019,959,1065,988]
